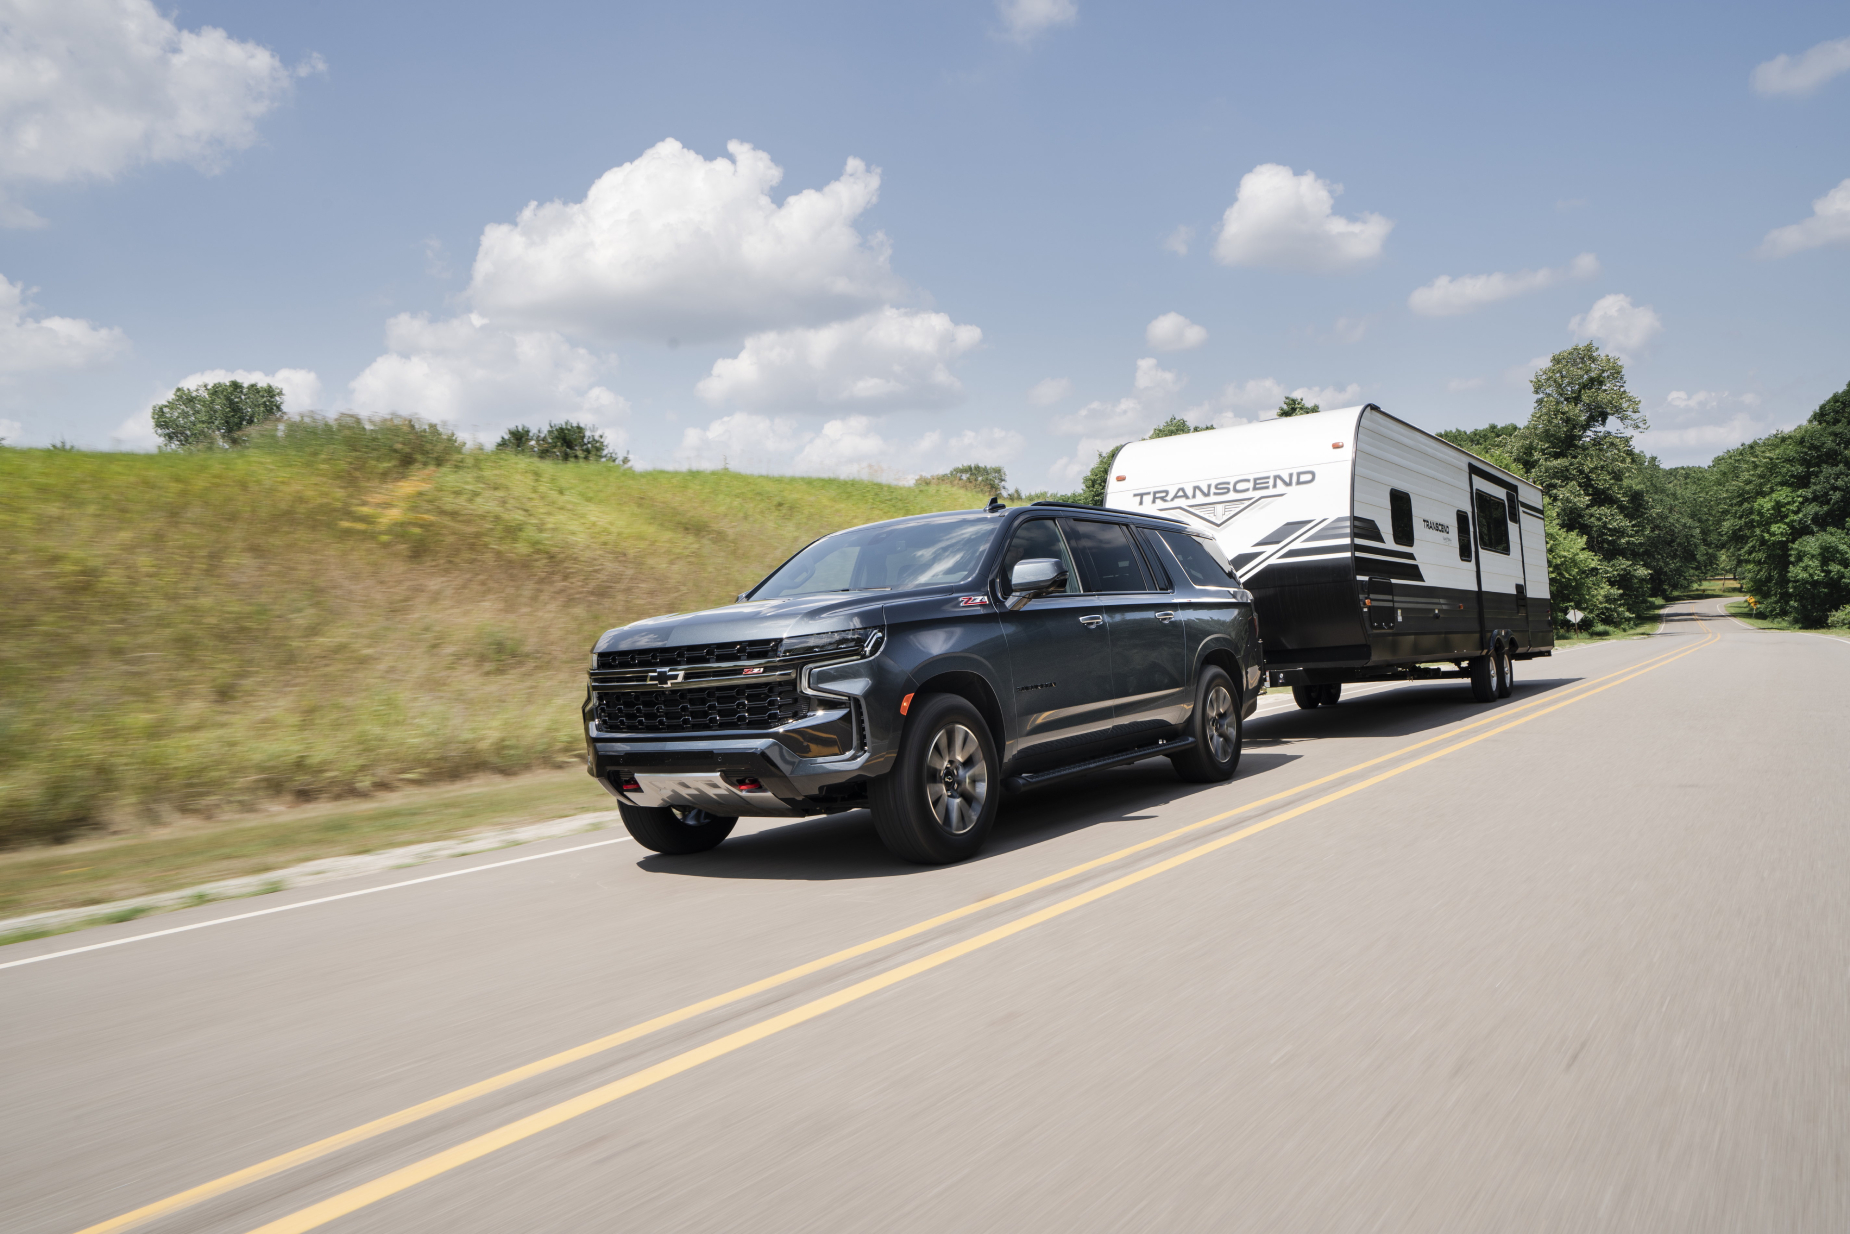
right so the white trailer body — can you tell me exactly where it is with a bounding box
[1103,404,1551,682]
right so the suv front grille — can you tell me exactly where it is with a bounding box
[594,680,811,733]
[597,639,780,670]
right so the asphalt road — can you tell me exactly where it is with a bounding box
[5,598,1846,1234]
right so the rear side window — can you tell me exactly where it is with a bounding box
[1063,520,1154,592]
[1456,509,1473,561]
[1475,491,1511,554]
[1389,489,1415,546]
[1158,530,1239,588]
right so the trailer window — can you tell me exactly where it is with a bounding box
[1474,491,1511,554]
[1157,530,1239,588]
[1456,510,1472,561]
[1063,520,1155,592]
[1389,490,1415,546]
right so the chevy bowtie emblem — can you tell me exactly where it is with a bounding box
[647,669,685,686]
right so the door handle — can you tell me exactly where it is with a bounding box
[1078,614,1104,628]
[1154,611,1175,623]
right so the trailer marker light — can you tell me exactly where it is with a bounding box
[1115,475,1126,481]
[1332,442,1344,449]
[900,692,914,715]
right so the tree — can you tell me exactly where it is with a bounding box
[916,463,1007,496]
[150,380,285,450]
[1276,396,1320,417]
[1078,445,1123,506]
[1786,528,1850,626]
[495,421,628,464]
[1148,416,1209,438]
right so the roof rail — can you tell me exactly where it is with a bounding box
[1029,500,1185,525]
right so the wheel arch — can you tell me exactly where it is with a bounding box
[911,669,1007,749]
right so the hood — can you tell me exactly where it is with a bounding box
[594,591,893,653]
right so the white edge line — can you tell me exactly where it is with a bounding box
[0,836,632,972]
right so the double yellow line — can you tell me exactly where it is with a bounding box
[80,622,1717,1234]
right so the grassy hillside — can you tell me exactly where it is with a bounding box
[0,421,979,847]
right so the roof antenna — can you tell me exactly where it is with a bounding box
[985,495,1006,513]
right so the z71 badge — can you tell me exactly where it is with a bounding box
[957,595,989,607]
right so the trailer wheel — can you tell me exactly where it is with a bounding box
[616,802,737,855]
[1172,666,1242,782]
[1495,646,1512,698]
[1469,653,1496,703]
[1291,685,1321,710]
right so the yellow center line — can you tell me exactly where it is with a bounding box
[241,619,1716,1234]
[72,631,1707,1234]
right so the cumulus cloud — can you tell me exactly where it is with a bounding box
[0,416,19,443]
[998,0,1077,42]
[1027,376,1072,406]
[0,0,315,226]
[349,312,626,444]
[1145,311,1207,352]
[1408,253,1600,317]
[111,368,319,450]
[1051,358,1184,438]
[1569,293,1662,355]
[1639,392,1791,462]
[696,307,981,412]
[1212,164,1392,272]
[0,274,126,372]
[1161,225,1194,256]
[1751,37,1850,96]
[673,412,1023,479]
[1758,178,1850,257]
[1183,378,1361,428]
[466,139,902,344]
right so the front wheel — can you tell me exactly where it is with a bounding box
[870,693,999,864]
[1469,652,1496,703]
[1171,665,1243,783]
[1495,647,1512,698]
[617,802,737,855]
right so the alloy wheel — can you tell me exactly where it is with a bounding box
[923,723,989,835]
[1204,684,1236,762]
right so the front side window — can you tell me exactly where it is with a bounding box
[1063,520,1155,592]
[1158,530,1239,588]
[1389,489,1415,546]
[1474,491,1511,555]
[753,516,999,598]
[998,518,1080,596]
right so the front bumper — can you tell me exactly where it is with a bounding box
[589,736,881,818]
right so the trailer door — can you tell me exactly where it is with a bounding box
[1469,479,1524,638]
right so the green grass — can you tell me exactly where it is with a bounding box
[0,766,617,921]
[0,428,979,847]
[1724,600,1850,638]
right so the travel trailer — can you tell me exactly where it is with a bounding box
[1104,404,1552,705]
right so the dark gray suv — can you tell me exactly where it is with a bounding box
[584,501,1260,864]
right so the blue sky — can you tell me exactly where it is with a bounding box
[2,0,1846,484]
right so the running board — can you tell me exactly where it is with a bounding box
[1003,736,1196,794]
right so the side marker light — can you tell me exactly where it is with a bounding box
[1115,475,1126,481]
[900,692,914,715]
[1332,442,1344,449]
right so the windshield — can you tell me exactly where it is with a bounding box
[752,517,999,599]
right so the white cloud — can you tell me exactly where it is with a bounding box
[673,411,800,469]
[696,307,981,412]
[1183,378,1360,428]
[1408,253,1600,316]
[1327,315,1372,344]
[0,0,313,226]
[349,312,626,444]
[1145,311,1207,352]
[1161,225,1194,256]
[1758,178,1850,257]
[1751,37,1850,96]
[914,425,1026,466]
[1569,293,1662,355]
[1133,356,1184,398]
[466,138,902,344]
[0,274,127,372]
[1505,355,1551,386]
[673,412,1024,480]
[1212,164,1392,272]
[0,416,19,443]
[1027,376,1072,406]
[998,0,1077,42]
[792,414,892,473]
[1055,397,1147,438]
[1447,377,1486,392]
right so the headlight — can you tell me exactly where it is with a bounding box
[780,628,882,659]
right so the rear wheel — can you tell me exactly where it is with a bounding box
[1317,683,1343,706]
[1469,653,1496,703]
[1291,684,1321,710]
[616,802,737,855]
[1495,646,1513,698]
[1172,665,1242,782]
[870,693,999,864]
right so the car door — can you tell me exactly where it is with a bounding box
[1061,518,1188,734]
[994,517,1120,766]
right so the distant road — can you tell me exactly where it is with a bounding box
[5,599,1846,1234]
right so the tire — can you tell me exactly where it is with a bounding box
[1495,646,1512,699]
[1318,683,1343,706]
[1171,665,1243,783]
[869,693,999,864]
[1469,652,1496,703]
[617,801,737,855]
[1291,684,1321,710]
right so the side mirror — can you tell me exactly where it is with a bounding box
[735,592,752,603]
[1007,558,1068,609]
